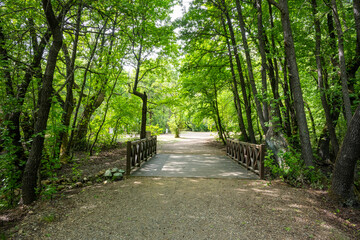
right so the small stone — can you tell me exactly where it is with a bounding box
[111,167,119,173]
[103,180,108,184]
[104,169,112,177]
[75,182,83,188]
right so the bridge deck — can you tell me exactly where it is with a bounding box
[132,132,258,179]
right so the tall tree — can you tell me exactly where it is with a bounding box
[311,0,339,156]
[235,0,268,134]
[220,0,256,143]
[330,0,352,125]
[22,0,73,205]
[268,0,314,166]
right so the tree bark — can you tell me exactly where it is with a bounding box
[132,43,148,140]
[67,23,103,155]
[235,0,268,134]
[269,0,314,166]
[311,0,339,156]
[220,13,249,141]
[331,104,360,204]
[222,1,256,143]
[331,0,353,125]
[22,0,68,205]
[59,3,82,161]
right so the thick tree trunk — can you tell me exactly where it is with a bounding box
[269,0,314,166]
[22,0,66,205]
[222,1,256,143]
[331,104,360,204]
[133,91,147,139]
[236,0,268,135]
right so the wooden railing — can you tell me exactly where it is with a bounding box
[226,139,265,179]
[126,136,157,176]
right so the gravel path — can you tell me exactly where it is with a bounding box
[10,132,352,239]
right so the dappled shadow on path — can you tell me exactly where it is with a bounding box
[12,178,355,239]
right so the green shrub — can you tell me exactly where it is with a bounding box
[146,125,163,136]
[265,148,326,189]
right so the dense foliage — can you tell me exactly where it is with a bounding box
[0,0,359,207]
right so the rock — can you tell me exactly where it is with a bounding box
[75,182,83,188]
[104,169,112,177]
[111,167,119,173]
[103,180,109,184]
[113,172,123,180]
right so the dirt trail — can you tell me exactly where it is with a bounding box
[6,133,356,239]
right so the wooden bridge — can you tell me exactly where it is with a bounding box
[126,132,265,179]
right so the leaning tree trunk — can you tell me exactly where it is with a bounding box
[269,0,314,166]
[331,104,360,204]
[22,0,66,205]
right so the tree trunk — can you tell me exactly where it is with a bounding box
[267,3,284,132]
[74,91,105,148]
[347,0,360,97]
[22,0,66,205]
[67,24,103,155]
[331,0,353,125]
[220,13,249,141]
[235,0,268,134]
[59,3,82,161]
[222,1,256,143]
[331,104,360,204]
[311,0,339,156]
[269,0,314,166]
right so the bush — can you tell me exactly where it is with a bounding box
[265,147,326,189]
[146,125,163,136]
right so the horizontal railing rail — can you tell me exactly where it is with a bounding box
[226,139,265,179]
[126,136,157,176]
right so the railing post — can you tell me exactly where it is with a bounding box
[126,141,131,176]
[259,144,265,179]
[155,136,157,154]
